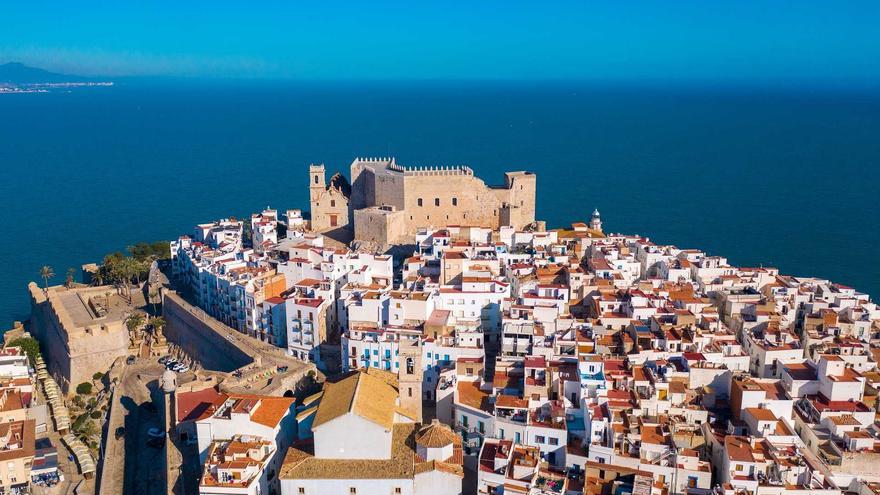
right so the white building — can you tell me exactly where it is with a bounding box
[280,369,463,495]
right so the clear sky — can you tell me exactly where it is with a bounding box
[2,0,879,83]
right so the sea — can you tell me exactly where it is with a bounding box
[1,79,878,334]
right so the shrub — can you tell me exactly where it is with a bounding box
[5,337,41,365]
[89,410,102,419]
[92,372,104,381]
[76,382,93,395]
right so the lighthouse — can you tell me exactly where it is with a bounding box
[590,208,603,232]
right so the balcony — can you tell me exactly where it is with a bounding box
[495,410,527,424]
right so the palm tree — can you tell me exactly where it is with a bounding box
[39,266,55,293]
[65,267,76,289]
[91,268,105,286]
[151,316,166,337]
[125,312,145,334]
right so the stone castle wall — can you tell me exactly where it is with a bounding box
[399,167,536,235]
[348,158,536,244]
[316,157,537,246]
[353,207,407,247]
[162,291,256,372]
[28,283,129,394]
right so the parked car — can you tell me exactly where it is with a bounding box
[115,426,125,439]
[158,356,169,364]
[176,365,190,373]
[165,360,178,369]
[126,355,136,365]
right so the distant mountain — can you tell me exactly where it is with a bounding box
[0,62,91,84]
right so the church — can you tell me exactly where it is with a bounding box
[280,344,463,495]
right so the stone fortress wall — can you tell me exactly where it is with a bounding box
[312,157,537,247]
[162,290,256,373]
[28,283,129,394]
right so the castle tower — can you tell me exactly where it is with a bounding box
[590,208,602,232]
[398,338,423,421]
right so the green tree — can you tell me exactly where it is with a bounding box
[125,312,145,333]
[92,372,104,381]
[151,316,167,335]
[77,418,97,438]
[39,265,55,293]
[76,382,93,395]
[91,267,105,286]
[6,337,41,365]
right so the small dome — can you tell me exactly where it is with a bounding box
[161,369,178,393]
[415,419,456,448]
[592,208,600,217]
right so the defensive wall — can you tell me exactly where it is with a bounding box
[162,291,318,396]
[162,291,257,372]
[28,283,129,394]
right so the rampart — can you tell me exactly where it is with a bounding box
[28,283,129,394]
[162,291,256,372]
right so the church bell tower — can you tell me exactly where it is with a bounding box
[398,338,423,422]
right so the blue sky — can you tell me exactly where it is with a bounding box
[2,1,879,82]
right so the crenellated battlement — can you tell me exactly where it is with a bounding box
[354,156,396,164]
[402,165,474,176]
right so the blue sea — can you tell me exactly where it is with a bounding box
[1,80,878,332]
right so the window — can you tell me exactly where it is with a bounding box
[452,197,458,206]
[395,489,402,494]
[418,198,423,207]
[688,477,698,489]
[549,437,558,446]
[435,198,440,207]
[314,175,319,184]
[478,421,485,433]
[350,488,357,494]
[536,435,545,444]
[331,199,336,207]
[299,488,306,495]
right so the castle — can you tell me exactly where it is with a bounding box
[309,157,537,246]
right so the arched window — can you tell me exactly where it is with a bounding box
[314,175,318,184]
[406,357,414,374]
[417,198,423,207]
[434,198,440,207]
